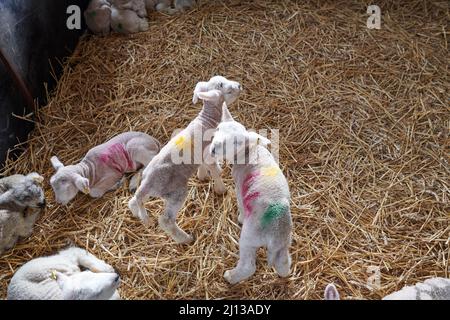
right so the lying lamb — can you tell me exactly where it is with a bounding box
[50,131,160,205]
[7,247,120,300]
[0,173,46,255]
[324,278,450,300]
[129,76,242,244]
[110,0,149,34]
[84,0,112,36]
[209,106,292,284]
[145,0,195,14]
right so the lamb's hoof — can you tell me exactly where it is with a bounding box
[238,215,244,225]
[174,233,194,245]
[130,187,137,194]
[214,185,227,195]
[224,269,239,285]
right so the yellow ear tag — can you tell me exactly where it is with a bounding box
[50,270,57,280]
[82,187,90,195]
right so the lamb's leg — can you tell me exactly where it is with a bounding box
[224,240,258,285]
[129,170,142,193]
[73,248,115,273]
[206,163,226,195]
[268,244,291,277]
[158,190,193,244]
[197,165,209,181]
[128,176,153,226]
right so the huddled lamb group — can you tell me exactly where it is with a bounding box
[84,0,195,35]
[1,75,449,300]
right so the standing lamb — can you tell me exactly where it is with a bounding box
[50,131,160,205]
[84,0,112,36]
[128,76,242,244]
[324,278,450,300]
[208,106,292,284]
[7,247,120,300]
[0,173,46,255]
[110,0,149,34]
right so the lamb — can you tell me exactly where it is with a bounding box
[0,173,46,255]
[145,0,195,14]
[84,0,112,36]
[128,76,242,244]
[7,247,120,300]
[324,278,450,300]
[50,131,160,205]
[208,106,292,284]
[110,0,149,34]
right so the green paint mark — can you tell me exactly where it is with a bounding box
[118,23,123,30]
[88,11,97,17]
[261,203,288,228]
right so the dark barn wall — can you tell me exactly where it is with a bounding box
[0,0,89,169]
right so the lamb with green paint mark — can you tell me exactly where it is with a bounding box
[84,0,112,36]
[209,106,292,284]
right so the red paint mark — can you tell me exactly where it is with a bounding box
[241,171,261,217]
[99,143,134,174]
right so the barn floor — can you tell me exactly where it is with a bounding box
[0,0,448,299]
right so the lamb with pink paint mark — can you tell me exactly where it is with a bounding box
[209,105,292,284]
[128,76,242,244]
[50,131,160,205]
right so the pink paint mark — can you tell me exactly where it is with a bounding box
[243,191,260,217]
[99,143,134,174]
[241,171,261,217]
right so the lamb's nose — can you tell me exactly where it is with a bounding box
[38,200,46,209]
[238,84,243,91]
[210,146,216,156]
[114,274,120,282]
[114,268,121,278]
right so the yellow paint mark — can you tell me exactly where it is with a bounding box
[174,135,191,150]
[50,270,57,280]
[261,166,280,177]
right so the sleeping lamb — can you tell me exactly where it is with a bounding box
[128,76,242,244]
[208,105,292,284]
[7,247,120,300]
[0,173,46,255]
[50,131,160,205]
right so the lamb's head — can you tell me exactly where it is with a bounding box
[209,119,270,163]
[50,156,90,205]
[0,173,46,209]
[324,283,340,300]
[193,75,242,106]
[55,270,120,300]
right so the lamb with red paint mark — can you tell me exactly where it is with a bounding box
[209,104,292,284]
[50,131,160,205]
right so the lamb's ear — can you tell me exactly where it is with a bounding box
[74,176,90,194]
[27,172,44,185]
[195,90,221,102]
[324,283,340,300]
[192,81,209,104]
[247,132,271,147]
[51,156,65,171]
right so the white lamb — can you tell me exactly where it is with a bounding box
[84,0,112,36]
[110,0,149,34]
[128,76,242,244]
[0,173,46,255]
[50,131,160,205]
[324,278,450,300]
[7,247,120,300]
[208,105,292,284]
[145,0,195,14]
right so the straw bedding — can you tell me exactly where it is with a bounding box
[0,0,448,299]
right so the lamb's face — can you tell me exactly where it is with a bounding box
[57,271,120,300]
[210,121,247,162]
[193,76,242,106]
[9,173,46,209]
[208,76,242,106]
[50,168,81,205]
